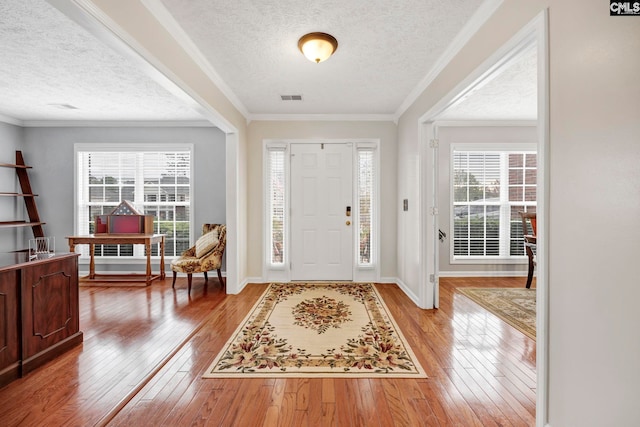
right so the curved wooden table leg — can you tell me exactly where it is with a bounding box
[145,241,152,285]
[160,236,165,279]
[525,246,534,289]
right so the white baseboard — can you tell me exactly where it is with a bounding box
[391,277,420,306]
[79,269,227,277]
[439,270,531,278]
[230,277,263,295]
[78,269,153,276]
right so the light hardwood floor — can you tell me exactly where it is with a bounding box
[0,276,536,426]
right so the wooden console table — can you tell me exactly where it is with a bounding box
[66,234,165,285]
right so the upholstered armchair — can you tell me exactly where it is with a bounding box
[171,224,226,294]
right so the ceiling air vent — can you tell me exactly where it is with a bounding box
[280,95,303,101]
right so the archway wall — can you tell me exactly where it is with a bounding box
[396,1,640,426]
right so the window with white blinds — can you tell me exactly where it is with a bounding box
[76,148,192,258]
[452,149,536,259]
[357,149,374,266]
[267,148,286,265]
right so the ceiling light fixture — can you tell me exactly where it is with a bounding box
[298,32,338,64]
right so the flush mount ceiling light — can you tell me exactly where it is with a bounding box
[298,32,338,63]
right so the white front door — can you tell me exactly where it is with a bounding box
[290,143,353,281]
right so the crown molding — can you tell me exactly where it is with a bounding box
[394,0,504,120]
[434,120,537,127]
[140,0,251,121]
[0,113,24,127]
[20,119,214,128]
[3,113,397,128]
[248,113,397,123]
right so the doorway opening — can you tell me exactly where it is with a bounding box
[418,11,548,426]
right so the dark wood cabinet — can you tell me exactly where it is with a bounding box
[0,270,20,385]
[0,253,82,387]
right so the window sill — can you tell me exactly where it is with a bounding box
[79,256,171,264]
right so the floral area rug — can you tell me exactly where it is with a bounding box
[457,287,536,340]
[203,283,427,378]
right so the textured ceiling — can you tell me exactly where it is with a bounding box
[159,0,485,115]
[0,0,203,122]
[0,0,536,124]
[437,44,537,120]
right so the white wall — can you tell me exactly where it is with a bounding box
[547,1,640,425]
[22,126,226,272]
[437,125,536,275]
[397,0,640,425]
[246,120,398,280]
[396,135,420,295]
[0,122,25,252]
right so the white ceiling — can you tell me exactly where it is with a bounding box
[0,0,536,125]
[437,43,537,121]
[0,0,204,123]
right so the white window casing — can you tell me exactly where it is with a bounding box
[451,143,536,263]
[356,145,376,268]
[263,140,379,281]
[265,143,287,269]
[74,143,194,260]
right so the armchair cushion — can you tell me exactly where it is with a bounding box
[171,224,226,275]
[195,229,219,258]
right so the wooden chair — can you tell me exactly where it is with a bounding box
[171,224,226,294]
[519,212,537,289]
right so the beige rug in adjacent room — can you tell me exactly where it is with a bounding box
[457,287,536,340]
[203,283,427,378]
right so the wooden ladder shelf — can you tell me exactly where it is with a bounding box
[0,151,45,238]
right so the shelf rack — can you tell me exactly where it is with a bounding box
[0,151,45,237]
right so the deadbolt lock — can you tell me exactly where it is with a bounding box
[346,220,351,226]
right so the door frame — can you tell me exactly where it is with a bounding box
[417,10,549,426]
[262,139,380,283]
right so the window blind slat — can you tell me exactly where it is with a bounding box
[268,149,285,265]
[78,150,191,258]
[358,150,373,266]
[452,150,536,258]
